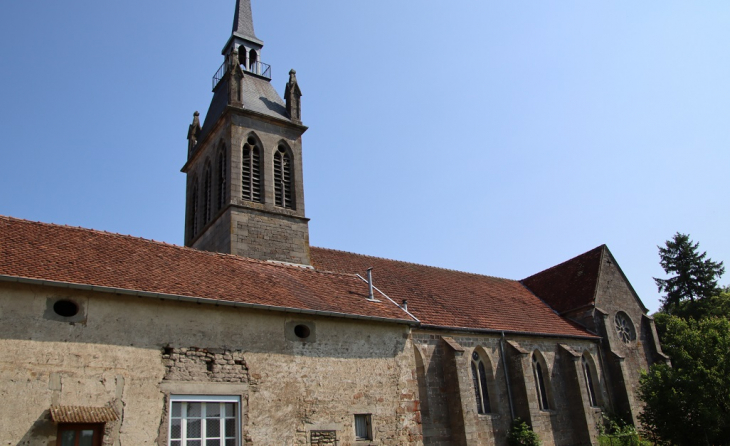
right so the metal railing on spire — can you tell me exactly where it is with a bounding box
[212,60,271,90]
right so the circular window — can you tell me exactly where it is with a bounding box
[614,312,636,344]
[53,300,79,318]
[294,324,311,339]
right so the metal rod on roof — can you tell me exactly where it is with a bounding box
[366,267,375,301]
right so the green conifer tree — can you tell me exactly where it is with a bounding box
[654,233,724,313]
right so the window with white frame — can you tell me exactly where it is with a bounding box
[169,395,240,446]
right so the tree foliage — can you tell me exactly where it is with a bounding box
[654,232,725,313]
[654,290,730,336]
[639,316,730,445]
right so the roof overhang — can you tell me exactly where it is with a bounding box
[0,274,418,326]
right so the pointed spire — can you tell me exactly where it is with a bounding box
[187,112,201,156]
[232,0,257,40]
[285,69,303,124]
[223,0,263,57]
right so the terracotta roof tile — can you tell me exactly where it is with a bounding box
[0,216,412,323]
[520,245,604,314]
[310,247,595,338]
[50,406,118,424]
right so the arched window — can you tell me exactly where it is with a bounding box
[242,136,262,203]
[190,177,199,238]
[532,354,549,410]
[203,161,212,223]
[471,351,492,414]
[582,354,598,407]
[217,146,227,211]
[274,145,293,209]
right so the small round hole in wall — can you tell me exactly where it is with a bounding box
[294,324,311,339]
[53,300,79,318]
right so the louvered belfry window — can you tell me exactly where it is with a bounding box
[241,137,262,203]
[190,179,199,237]
[203,162,212,223]
[217,147,226,211]
[274,145,293,209]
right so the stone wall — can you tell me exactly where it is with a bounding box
[590,249,666,426]
[0,282,421,445]
[230,208,310,265]
[187,109,311,265]
[413,331,607,446]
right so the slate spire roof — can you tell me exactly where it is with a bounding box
[232,0,258,41]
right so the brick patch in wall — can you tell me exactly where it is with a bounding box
[310,430,338,445]
[162,347,249,383]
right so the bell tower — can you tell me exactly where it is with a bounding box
[182,0,310,265]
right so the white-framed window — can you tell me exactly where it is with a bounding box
[354,414,372,441]
[169,395,240,446]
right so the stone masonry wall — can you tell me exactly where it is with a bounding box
[413,331,606,446]
[230,208,311,265]
[162,347,248,383]
[592,249,663,427]
[0,282,422,446]
[188,110,312,265]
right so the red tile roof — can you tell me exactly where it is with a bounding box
[310,248,596,338]
[0,216,413,323]
[521,245,604,314]
[50,406,119,423]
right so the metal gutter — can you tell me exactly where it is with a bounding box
[418,324,600,341]
[0,275,419,326]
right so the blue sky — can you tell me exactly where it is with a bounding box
[1,1,728,313]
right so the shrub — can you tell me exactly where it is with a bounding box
[507,418,541,446]
[597,412,651,446]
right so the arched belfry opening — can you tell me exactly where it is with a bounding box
[182,0,310,265]
[249,49,258,74]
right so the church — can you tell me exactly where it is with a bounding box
[0,1,667,445]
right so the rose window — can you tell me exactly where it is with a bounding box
[614,312,636,344]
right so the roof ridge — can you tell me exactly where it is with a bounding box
[521,244,606,282]
[311,246,515,281]
[0,215,361,278]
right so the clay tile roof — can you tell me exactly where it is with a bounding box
[0,216,412,323]
[521,245,605,314]
[50,406,118,423]
[310,247,595,338]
